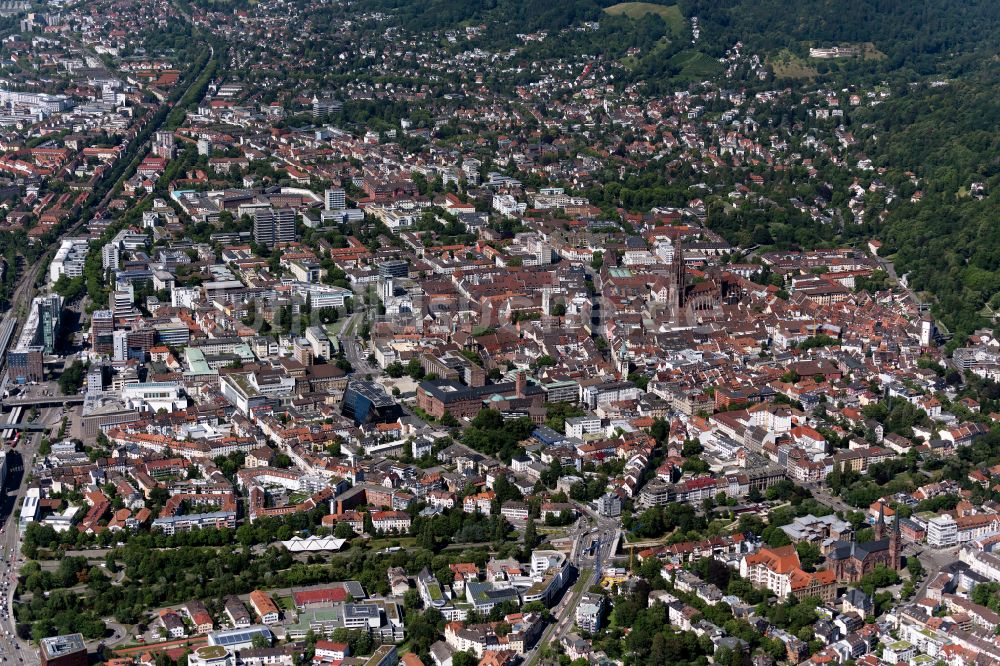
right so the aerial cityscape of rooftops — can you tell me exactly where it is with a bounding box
[0,0,995,664]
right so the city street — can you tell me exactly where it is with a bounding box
[808,485,852,514]
[0,407,50,666]
[522,502,621,666]
[338,312,371,375]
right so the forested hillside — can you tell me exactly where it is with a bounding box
[856,66,1000,334]
[683,0,1000,70]
[369,0,1000,66]
[366,0,604,35]
[365,0,1000,85]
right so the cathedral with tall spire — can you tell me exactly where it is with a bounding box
[663,235,725,327]
[666,235,688,322]
[826,502,902,583]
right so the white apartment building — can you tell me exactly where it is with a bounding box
[960,547,1000,582]
[324,188,346,211]
[50,238,90,284]
[927,514,958,548]
[565,415,602,439]
[740,555,791,597]
[101,243,120,271]
[575,593,604,632]
[305,326,332,360]
[122,382,187,413]
[492,194,526,218]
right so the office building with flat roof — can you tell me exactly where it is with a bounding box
[378,259,409,279]
[325,188,346,211]
[342,380,397,424]
[91,309,114,354]
[49,238,89,284]
[19,487,40,533]
[39,633,87,666]
[253,207,297,248]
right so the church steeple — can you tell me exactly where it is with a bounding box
[874,502,886,541]
[673,235,686,305]
[667,234,686,325]
[890,510,901,569]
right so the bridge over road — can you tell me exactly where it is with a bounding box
[2,395,85,409]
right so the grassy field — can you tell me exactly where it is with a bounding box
[324,318,347,338]
[365,536,418,550]
[618,33,720,80]
[770,42,885,79]
[670,50,723,79]
[860,42,887,60]
[769,49,819,79]
[604,2,685,34]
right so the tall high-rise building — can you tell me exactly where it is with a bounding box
[312,95,342,117]
[90,310,115,354]
[380,277,395,303]
[110,286,137,320]
[9,294,62,383]
[324,188,346,211]
[273,208,298,246]
[39,633,88,666]
[253,207,297,248]
[378,260,409,280]
[112,329,129,362]
[38,294,60,354]
[253,208,274,247]
[153,130,175,158]
[101,242,120,271]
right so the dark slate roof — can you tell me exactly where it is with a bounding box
[826,538,890,561]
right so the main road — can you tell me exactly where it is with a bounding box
[0,407,51,665]
[522,502,621,666]
[807,484,851,514]
[0,220,65,663]
[338,312,370,374]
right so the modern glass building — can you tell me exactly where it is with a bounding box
[342,380,397,424]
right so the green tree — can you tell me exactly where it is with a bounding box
[334,522,356,540]
[406,357,425,379]
[452,652,478,666]
[524,519,538,550]
[591,251,604,270]
[795,541,821,572]
[59,361,87,395]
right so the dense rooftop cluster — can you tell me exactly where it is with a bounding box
[0,1,997,666]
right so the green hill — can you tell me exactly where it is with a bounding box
[604,2,685,33]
